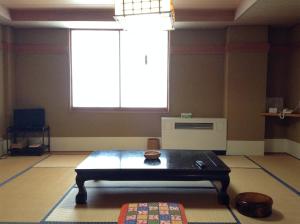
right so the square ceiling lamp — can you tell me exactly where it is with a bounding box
[114,0,175,30]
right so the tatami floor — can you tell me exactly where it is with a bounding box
[0,152,299,224]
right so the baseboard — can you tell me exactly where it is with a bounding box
[0,138,4,156]
[264,138,300,159]
[50,137,159,151]
[2,137,225,153]
[286,139,300,159]
[1,139,8,155]
[5,136,298,158]
[264,139,288,153]
[226,140,265,155]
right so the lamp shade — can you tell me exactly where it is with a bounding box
[114,0,175,30]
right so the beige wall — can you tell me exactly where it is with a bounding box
[14,28,226,137]
[169,30,225,117]
[11,27,277,143]
[266,26,300,143]
[0,26,4,138]
[224,26,268,141]
[3,26,15,132]
[0,26,15,139]
[265,27,289,139]
[286,25,300,143]
[4,25,299,146]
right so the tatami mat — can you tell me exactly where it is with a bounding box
[248,155,300,192]
[45,187,237,223]
[1,154,299,224]
[81,180,214,188]
[0,155,49,185]
[229,168,300,224]
[219,156,259,168]
[0,167,76,223]
[34,155,87,168]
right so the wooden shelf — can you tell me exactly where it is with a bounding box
[261,113,300,118]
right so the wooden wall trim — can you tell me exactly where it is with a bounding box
[14,44,68,54]
[0,42,68,54]
[171,45,225,55]
[10,9,114,21]
[1,42,274,55]
[175,9,235,22]
[10,9,235,22]
[0,42,14,51]
[226,42,270,53]
[171,42,270,55]
[269,42,300,54]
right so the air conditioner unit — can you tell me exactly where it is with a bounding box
[161,117,227,151]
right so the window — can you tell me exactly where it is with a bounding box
[71,30,169,109]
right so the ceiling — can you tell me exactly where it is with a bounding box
[236,0,300,25]
[0,0,240,9]
[0,0,299,29]
[0,0,114,9]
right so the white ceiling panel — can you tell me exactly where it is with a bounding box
[236,0,300,25]
[0,0,114,9]
[10,20,122,29]
[0,0,240,9]
[1,0,300,28]
[175,0,240,10]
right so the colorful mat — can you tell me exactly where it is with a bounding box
[118,202,188,224]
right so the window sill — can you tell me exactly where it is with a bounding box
[70,107,169,114]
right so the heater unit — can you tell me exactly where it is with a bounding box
[161,117,227,151]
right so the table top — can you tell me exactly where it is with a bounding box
[76,150,230,173]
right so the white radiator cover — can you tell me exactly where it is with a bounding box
[161,117,227,151]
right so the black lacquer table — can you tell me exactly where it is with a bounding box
[75,150,231,205]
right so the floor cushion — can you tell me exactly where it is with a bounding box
[118,202,188,224]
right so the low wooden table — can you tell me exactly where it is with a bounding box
[75,150,231,205]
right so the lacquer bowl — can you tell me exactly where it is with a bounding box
[144,150,161,160]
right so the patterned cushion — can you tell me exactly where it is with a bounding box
[118,202,187,224]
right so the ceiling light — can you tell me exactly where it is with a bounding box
[114,0,175,31]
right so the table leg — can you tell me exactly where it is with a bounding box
[218,175,230,205]
[76,174,87,204]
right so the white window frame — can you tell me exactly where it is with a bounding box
[70,29,170,112]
